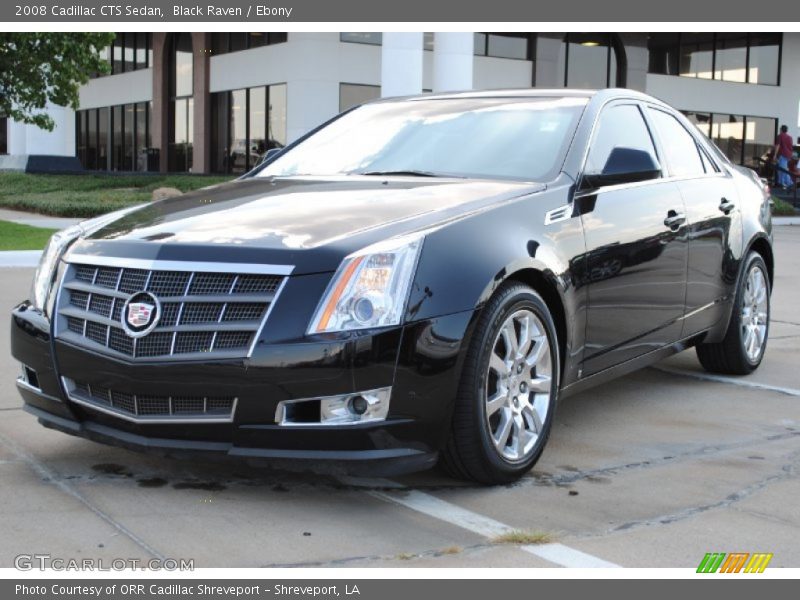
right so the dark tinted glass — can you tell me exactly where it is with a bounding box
[585,104,658,175]
[748,33,781,85]
[647,109,705,177]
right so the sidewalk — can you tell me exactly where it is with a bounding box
[0,208,81,230]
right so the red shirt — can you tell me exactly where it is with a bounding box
[776,132,793,159]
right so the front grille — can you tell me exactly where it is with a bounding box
[55,259,287,361]
[64,378,236,422]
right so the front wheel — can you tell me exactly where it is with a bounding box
[441,283,559,485]
[696,251,770,375]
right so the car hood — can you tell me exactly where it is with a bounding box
[75,176,544,274]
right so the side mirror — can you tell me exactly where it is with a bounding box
[582,147,661,190]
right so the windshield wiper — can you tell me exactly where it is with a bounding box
[356,169,462,178]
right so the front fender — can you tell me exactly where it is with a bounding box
[404,184,587,387]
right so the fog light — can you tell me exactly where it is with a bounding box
[275,387,391,426]
[350,395,368,415]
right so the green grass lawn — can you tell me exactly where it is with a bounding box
[0,220,57,251]
[772,196,798,216]
[0,172,234,218]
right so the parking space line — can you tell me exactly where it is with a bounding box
[369,488,621,568]
[652,366,800,397]
[0,432,166,560]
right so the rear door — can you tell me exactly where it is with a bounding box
[579,102,689,376]
[644,106,742,336]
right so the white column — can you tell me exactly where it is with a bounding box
[283,33,341,143]
[381,33,423,98]
[7,119,27,155]
[24,103,75,157]
[433,32,474,92]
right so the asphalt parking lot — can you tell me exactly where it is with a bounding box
[1,226,798,570]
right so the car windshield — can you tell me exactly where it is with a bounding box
[257,96,589,182]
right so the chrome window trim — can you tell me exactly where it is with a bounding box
[61,377,238,424]
[64,254,295,277]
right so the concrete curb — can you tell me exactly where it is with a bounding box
[774,217,800,225]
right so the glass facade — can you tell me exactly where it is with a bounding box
[339,83,381,112]
[0,117,6,154]
[210,84,287,174]
[95,32,151,77]
[682,111,777,168]
[340,32,382,45]
[211,32,287,55]
[169,33,194,172]
[649,33,781,85]
[75,103,152,171]
[558,33,620,88]
[474,33,532,60]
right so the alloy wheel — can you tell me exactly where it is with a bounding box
[741,264,769,362]
[484,309,553,463]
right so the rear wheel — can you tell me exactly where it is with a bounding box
[696,251,770,375]
[441,282,559,485]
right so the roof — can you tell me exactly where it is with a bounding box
[372,87,659,105]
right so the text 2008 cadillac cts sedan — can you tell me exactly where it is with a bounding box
[10,89,774,484]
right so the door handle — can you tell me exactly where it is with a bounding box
[664,210,686,229]
[719,198,735,214]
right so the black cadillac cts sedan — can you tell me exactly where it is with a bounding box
[10,89,773,484]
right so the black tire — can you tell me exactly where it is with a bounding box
[440,282,560,485]
[696,251,770,375]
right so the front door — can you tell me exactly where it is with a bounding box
[579,102,689,376]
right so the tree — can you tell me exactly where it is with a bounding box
[0,33,115,131]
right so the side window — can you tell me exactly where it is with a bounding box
[647,108,706,178]
[585,104,659,175]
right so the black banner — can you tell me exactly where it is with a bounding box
[3,580,799,600]
[3,0,799,22]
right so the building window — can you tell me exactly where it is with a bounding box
[75,103,152,171]
[340,32,382,45]
[211,84,287,174]
[169,33,194,172]
[211,32,287,55]
[683,111,777,167]
[93,33,152,78]
[558,33,621,88]
[648,33,781,86]
[0,117,7,154]
[339,83,381,112]
[474,33,532,60]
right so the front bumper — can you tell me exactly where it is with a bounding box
[10,303,473,476]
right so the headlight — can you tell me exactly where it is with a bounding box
[30,225,83,311]
[307,232,424,334]
[29,204,146,312]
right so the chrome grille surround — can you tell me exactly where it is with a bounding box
[54,255,292,362]
[62,377,237,423]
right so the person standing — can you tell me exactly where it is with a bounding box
[773,124,794,189]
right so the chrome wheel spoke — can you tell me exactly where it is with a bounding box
[522,403,542,434]
[486,388,507,416]
[500,322,518,360]
[489,352,509,377]
[493,409,513,451]
[528,375,552,394]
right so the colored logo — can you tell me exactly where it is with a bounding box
[697,552,773,573]
[121,291,161,338]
